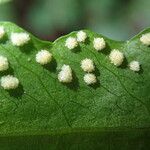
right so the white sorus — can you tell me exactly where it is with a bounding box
[77,31,87,42]
[58,65,73,83]
[109,49,124,66]
[65,37,78,49]
[0,75,19,90]
[93,37,106,51]
[140,33,150,46]
[84,73,97,85]
[129,61,140,72]
[0,26,5,39]
[10,32,30,46]
[81,58,95,72]
[0,56,9,71]
[36,50,52,65]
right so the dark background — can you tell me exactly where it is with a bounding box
[0,0,150,41]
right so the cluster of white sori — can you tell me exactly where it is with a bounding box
[129,61,140,72]
[58,65,73,83]
[109,49,124,66]
[81,58,95,72]
[36,50,52,65]
[84,73,97,85]
[65,30,87,50]
[93,37,106,51]
[0,28,30,90]
[140,33,150,46]
[0,55,9,71]
[65,37,78,50]
[81,58,97,85]
[0,54,19,90]
[10,32,30,46]
[0,26,5,39]
[1,75,19,90]
[0,27,147,90]
[77,30,87,42]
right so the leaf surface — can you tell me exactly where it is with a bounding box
[0,22,150,149]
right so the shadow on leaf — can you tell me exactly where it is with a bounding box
[90,67,100,89]
[43,58,57,73]
[0,34,8,44]
[84,37,90,45]
[19,40,34,54]
[63,70,79,91]
[138,65,144,74]
[0,66,14,77]
[90,79,100,89]
[100,43,111,55]
[8,84,24,98]
[73,45,81,53]
[120,57,128,69]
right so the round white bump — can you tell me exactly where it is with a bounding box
[58,65,73,83]
[84,73,97,85]
[129,61,140,72]
[0,75,19,90]
[65,37,78,49]
[81,58,95,72]
[93,37,106,51]
[140,33,150,46]
[0,56,9,71]
[10,32,30,46]
[109,49,124,66]
[77,31,87,42]
[36,50,52,65]
[0,26,5,39]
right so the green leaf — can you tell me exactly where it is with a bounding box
[0,22,150,149]
[0,0,11,4]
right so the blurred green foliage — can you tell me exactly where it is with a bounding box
[0,0,11,4]
[0,1,13,20]
[0,0,150,40]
